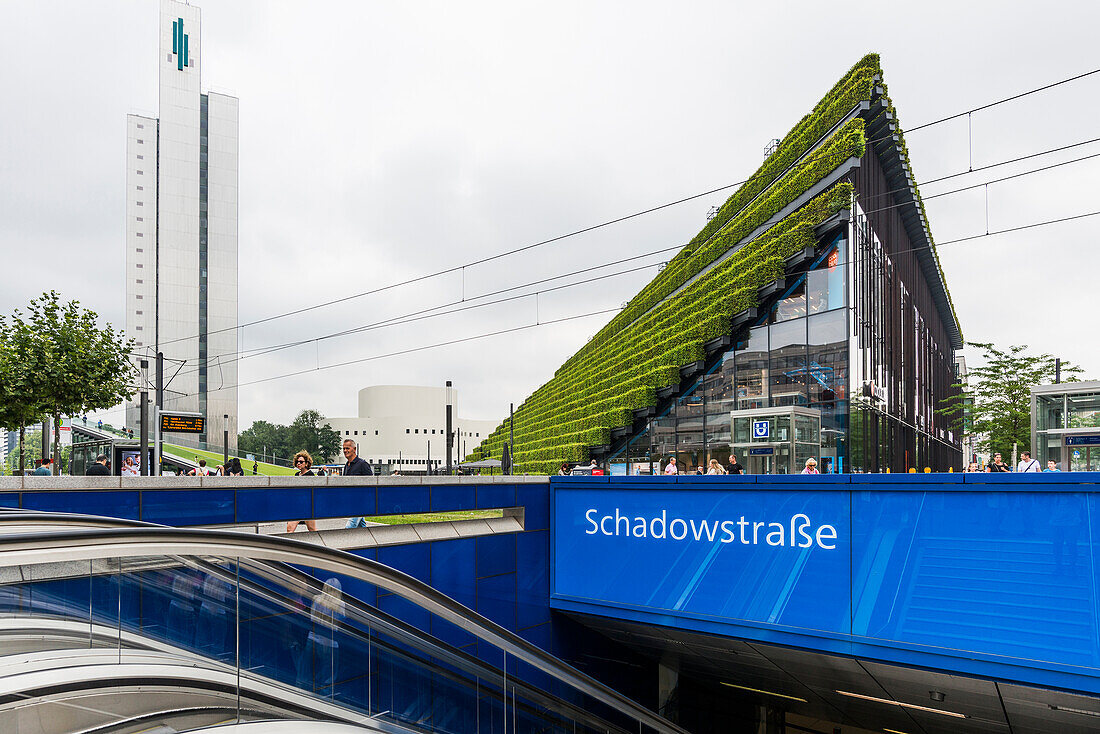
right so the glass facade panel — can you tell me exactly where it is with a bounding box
[1068,393,1100,428]
[772,281,806,323]
[807,245,846,314]
[807,310,848,404]
[770,318,806,406]
[734,326,769,410]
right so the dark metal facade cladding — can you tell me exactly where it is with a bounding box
[847,147,962,473]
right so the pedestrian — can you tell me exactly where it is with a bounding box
[288,451,319,533]
[663,457,678,475]
[986,453,1010,473]
[341,439,374,529]
[97,419,102,430]
[86,454,110,476]
[32,459,51,476]
[727,454,745,475]
[1044,460,1062,472]
[1016,451,1041,473]
[695,466,705,475]
[707,459,726,475]
[800,458,820,475]
[557,463,571,476]
[195,459,211,476]
[225,457,244,476]
[252,461,258,475]
[965,461,981,472]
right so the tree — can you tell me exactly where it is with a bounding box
[288,409,342,463]
[238,411,342,465]
[0,314,47,474]
[237,419,291,463]
[2,292,136,474]
[944,342,1083,457]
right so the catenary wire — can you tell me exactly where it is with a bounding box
[150,66,1100,350]
[167,205,1100,400]
[181,145,1100,375]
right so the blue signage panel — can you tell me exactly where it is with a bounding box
[1066,435,1100,446]
[752,420,770,439]
[748,447,774,456]
[553,485,851,633]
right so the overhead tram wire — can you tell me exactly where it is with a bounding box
[179,308,623,396]
[181,144,1100,376]
[171,258,671,379]
[152,66,1100,351]
[171,203,1100,401]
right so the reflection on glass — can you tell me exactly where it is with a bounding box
[773,281,806,323]
[770,318,806,406]
[734,327,769,410]
[808,310,848,404]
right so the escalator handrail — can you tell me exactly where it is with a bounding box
[0,512,636,734]
[0,522,690,734]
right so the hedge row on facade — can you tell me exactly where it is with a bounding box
[554,55,882,379]
[468,54,923,474]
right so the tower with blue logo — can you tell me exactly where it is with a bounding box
[125,0,239,454]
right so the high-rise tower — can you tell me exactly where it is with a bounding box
[125,0,238,450]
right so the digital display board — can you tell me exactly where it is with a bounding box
[160,413,205,433]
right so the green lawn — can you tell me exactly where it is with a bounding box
[365,510,504,525]
[162,443,297,475]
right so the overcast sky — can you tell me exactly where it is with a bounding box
[2,0,1099,429]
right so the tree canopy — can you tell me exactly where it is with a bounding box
[1,291,135,473]
[944,342,1084,456]
[238,410,342,464]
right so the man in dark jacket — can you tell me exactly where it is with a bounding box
[86,455,111,476]
[342,439,374,528]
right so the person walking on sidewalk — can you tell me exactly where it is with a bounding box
[342,439,374,529]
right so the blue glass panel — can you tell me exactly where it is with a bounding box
[314,485,376,518]
[517,484,549,530]
[476,534,516,579]
[477,572,516,630]
[477,483,516,509]
[236,487,311,523]
[0,493,17,508]
[142,489,233,525]
[377,592,431,634]
[516,531,550,629]
[429,484,475,512]
[378,543,430,584]
[22,491,139,519]
[853,489,1100,668]
[429,538,476,608]
[378,484,429,515]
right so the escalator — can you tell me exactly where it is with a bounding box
[0,511,685,734]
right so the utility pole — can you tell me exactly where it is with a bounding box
[223,414,229,469]
[445,380,453,476]
[427,439,431,476]
[40,419,50,474]
[139,359,149,476]
[1055,358,1062,384]
[509,402,515,475]
[154,352,164,476]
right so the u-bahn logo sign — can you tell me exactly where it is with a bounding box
[752,420,770,439]
[172,17,190,71]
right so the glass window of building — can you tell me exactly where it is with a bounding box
[734,326,769,410]
[769,318,807,406]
